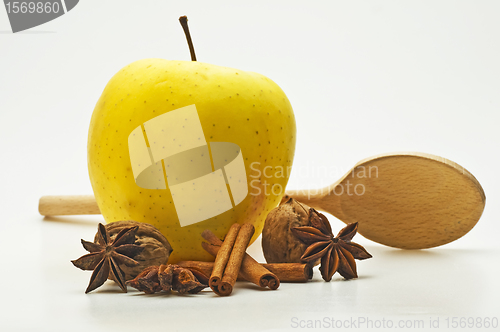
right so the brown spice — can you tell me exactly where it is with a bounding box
[178,261,312,283]
[292,211,372,281]
[209,223,240,294]
[220,224,255,294]
[208,223,255,296]
[71,223,144,293]
[202,227,280,291]
[126,264,209,294]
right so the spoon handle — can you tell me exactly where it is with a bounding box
[39,195,100,216]
[281,187,344,220]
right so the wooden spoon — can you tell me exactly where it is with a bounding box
[39,152,485,249]
[284,152,485,249]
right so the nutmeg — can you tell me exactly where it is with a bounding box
[262,197,312,264]
[94,220,173,280]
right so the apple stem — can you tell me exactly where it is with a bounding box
[179,16,197,61]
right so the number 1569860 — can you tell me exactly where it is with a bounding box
[5,1,60,14]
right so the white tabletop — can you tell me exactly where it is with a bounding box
[1,1,499,331]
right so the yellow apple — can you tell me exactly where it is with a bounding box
[88,59,296,262]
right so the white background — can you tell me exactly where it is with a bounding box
[1,1,499,331]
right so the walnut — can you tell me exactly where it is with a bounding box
[262,198,311,263]
[94,221,173,280]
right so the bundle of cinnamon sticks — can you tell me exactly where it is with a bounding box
[197,223,312,296]
[201,223,275,296]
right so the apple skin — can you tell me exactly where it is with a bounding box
[88,59,296,263]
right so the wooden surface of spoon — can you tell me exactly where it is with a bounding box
[38,152,485,249]
[285,152,485,249]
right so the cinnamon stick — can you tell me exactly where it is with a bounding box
[264,263,312,282]
[202,229,280,290]
[201,228,222,247]
[238,247,278,289]
[178,261,312,283]
[209,223,240,294]
[218,223,255,296]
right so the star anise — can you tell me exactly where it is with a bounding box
[291,209,372,281]
[127,264,209,295]
[71,223,144,293]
